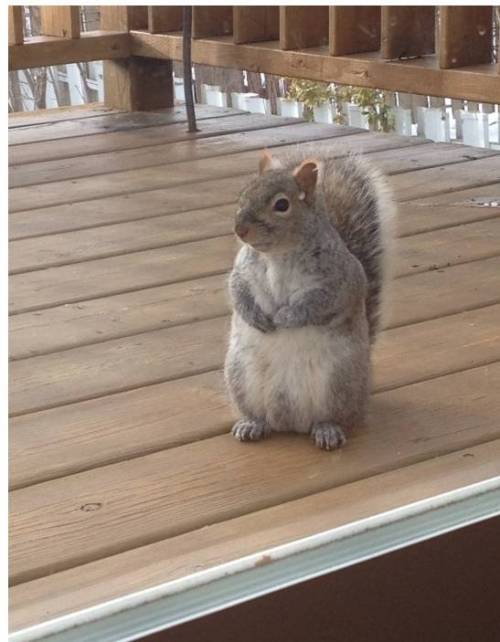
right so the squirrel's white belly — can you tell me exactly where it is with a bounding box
[234,322,339,433]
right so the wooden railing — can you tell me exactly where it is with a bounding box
[8,6,500,110]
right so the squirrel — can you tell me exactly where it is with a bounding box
[224,147,395,450]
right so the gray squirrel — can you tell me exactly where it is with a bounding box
[224,147,394,450]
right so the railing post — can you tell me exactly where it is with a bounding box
[9,6,24,45]
[101,6,174,111]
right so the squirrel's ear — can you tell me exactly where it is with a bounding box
[293,159,319,200]
[259,149,277,174]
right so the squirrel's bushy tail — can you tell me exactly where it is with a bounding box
[321,154,395,342]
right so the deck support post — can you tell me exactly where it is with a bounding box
[103,56,174,111]
[101,5,174,111]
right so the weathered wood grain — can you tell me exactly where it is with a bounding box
[9,362,500,584]
[10,256,500,486]
[9,217,500,313]
[8,103,241,146]
[381,7,435,59]
[280,7,329,50]
[10,436,500,629]
[9,113,300,167]
[10,303,500,416]
[234,7,279,44]
[330,7,381,55]
[439,7,493,69]
[10,254,500,362]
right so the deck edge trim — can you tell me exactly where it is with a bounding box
[9,477,500,642]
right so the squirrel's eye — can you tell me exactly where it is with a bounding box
[273,198,290,213]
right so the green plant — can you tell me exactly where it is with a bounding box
[333,85,395,132]
[285,79,334,121]
[285,79,395,132]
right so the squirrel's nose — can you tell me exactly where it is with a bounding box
[235,223,250,239]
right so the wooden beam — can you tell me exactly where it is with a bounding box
[100,6,148,32]
[101,6,172,112]
[233,7,279,44]
[329,7,381,55]
[103,57,174,111]
[9,6,24,46]
[439,6,493,69]
[148,7,183,34]
[192,7,233,38]
[131,32,500,104]
[280,7,329,50]
[40,6,80,39]
[9,32,130,71]
[381,7,435,59]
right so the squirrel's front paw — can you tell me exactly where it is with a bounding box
[273,305,295,328]
[311,422,346,451]
[232,418,271,442]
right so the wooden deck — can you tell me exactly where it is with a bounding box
[8,103,500,634]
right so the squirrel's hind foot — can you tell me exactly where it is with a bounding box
[232,418,271,442]
[311,422,346,451]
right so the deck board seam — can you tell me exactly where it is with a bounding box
[9,195,500,243]
[9,426,500,586]
[7,109,252,146]
[9,227,500,291]
[9,310,500,418]
[7,117,313,169]
[10,248,500,315]
[8,130,372,199]
[9,156,500,215]
[10,359,500,492]
[10,292,500,363]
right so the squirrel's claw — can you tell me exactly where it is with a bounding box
[232,418,271,442]
[311,422,346,451]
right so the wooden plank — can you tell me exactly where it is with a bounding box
[4,127,427,191]
[148,7,183,33]
[9,156,499,271]
[10,256,500,485]
[9,32,130,71]
[9,272,228,360]
[40,6,80,39]
[396,185,500,237]
[131,31,500,104]
[9,359,500,583]
[192,7,233,38]
[8,236,237,316]
[279,7,329,50]
[8,123,367,211]
[10,436,500,629]
[9,206,500,315]
[9,301,500,416]
[381,7,435,59]
[390,156,500,202]
[8,104,122,128]
[392,216,500,278]
[9,6,24,46]
[10,250,500,362]
[234,7,279,44]
[329,7,381,55]
[8,114,301,169]
[100,6,168,111]
[9,204,235,273]
[100,6,148,31]
[8,104,242,146]
[103,57,174,111]
[9,142,499,214]
[9,370,231,488]
[10,172,500,242]
[439,7,493,69]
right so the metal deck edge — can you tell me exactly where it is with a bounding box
[10,476,500,642]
